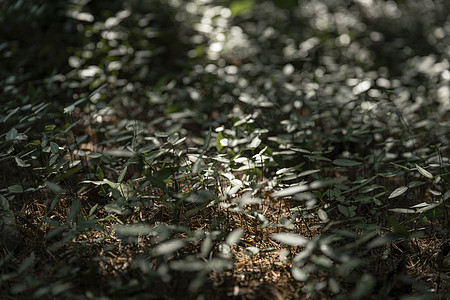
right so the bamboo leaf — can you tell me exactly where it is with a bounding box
[415,164,433,179]
[388,208,416,214]
[271,233,308,246]
[203,128,212,152]
[273,178,343,197]
[118,166,128,183]
[5,128,18,141]
[248,135,261,149]
[216,131,224,152]
[332,159,362,167]
[388,186,408,199]
[226,227,244,245]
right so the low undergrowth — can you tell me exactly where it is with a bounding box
[1,0,450,299]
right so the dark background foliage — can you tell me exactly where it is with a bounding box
[1,0,449,299]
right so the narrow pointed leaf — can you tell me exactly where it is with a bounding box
[272,183,308,197]
[5,128,18,141]
[15,156,29,167]
[388,186,408,199]
[226,227,244,245]
[248,136,261,149]
[154,239,185,256]
[415,164,433,179]
[245,247,260,255]
[332,159,362,167]
[271,233,308,246]
[64,98,88,114]
[273,178,342,198]
[118,166,128,183]
[45,181,65,193]
[216,131,224,151]
[203,128,212,152]
[388,208,416,214]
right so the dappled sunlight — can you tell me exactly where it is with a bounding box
[1,0,450,299]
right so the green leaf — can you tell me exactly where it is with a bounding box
[64,97,88,114]
[118,166,128,183]
[273,182,308,197]
[444,190,450,201]
[50,142,59,154]
[273,178,343,197]
[388,186,408,199]
[173,136,186,146]
[411,201,441,213]
[329,278,340,294]
[45,181,65,193]
[8,185,23,193]
[113,224,156,238]
[245,247,260,256]
[216,131,224,152]
[343,175,378,194]
[16,133,28,141]
[18,252,35,274]
[88,204,98,217]
[102,149,134,157]
[298,169,321,177]
[229,0,254,16]
[49,153,59,166]
[88,83,107,98]
[51,165,83,183]
[50,282,73,296]
[167,132,179,145]
[291,266,309,281]
[311,255,333,268]
[332,159,362,167]
[45,125,56,131]
[83,179,133,199]
[200,236,213,258]
[388,208,416,214]
[3,107,19,123]
[226,227,244,245]
[291,148,311,154]
[155,131,169,138]
[46,225,66,240]
[271,233,308,246]
[170,259,206,272]
[184,196,215,218]
[317,209,328,222]
[390,162,411,171]
[203,128,212,152]
[248,135,261,150]
[0,194,10,210]
[338,204,350,217]
[154,239,185,256]
[408,181,425,188]
[88,152,103,159]
[415,164,433,179]
[105,203,130,215]
[5,128,18,141]
[367,234,397,249]
[219,242,232,255]
[304,155,332,162]
[66,198,80,224]
[15,156,29,167]
[351,273,376,299]
[191,155,204,175]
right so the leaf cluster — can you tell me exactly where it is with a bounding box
[1,0,450,299]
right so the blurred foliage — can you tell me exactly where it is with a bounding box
[1,0,450,299]
[0,0,80,101]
